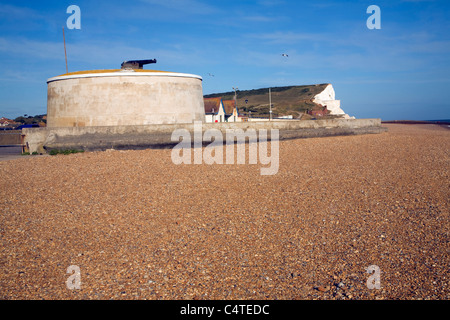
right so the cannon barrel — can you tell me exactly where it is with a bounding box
[121,59,157,69]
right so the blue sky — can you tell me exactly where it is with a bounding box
[0,0,449,120]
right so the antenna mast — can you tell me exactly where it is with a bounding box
[63,26,68,74]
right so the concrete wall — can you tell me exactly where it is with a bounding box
[0,131,22,146]
[205,114,241,123]
[47,71,205,127]
[23,119,387,154]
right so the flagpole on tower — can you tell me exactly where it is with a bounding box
[63,26,68,74]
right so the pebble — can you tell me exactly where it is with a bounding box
[0,124,448,300]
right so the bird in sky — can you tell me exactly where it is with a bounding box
[208,73,215,77]
[281,53,288,57]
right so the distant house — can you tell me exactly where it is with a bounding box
[0,117,18,127]
[308,105,329,117]
[222,99,240,123]
[204,97,226,123]
[204,98,240,123]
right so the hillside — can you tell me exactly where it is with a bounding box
[204,84,342,119]
[13,114,47,125]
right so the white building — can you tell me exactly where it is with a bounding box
[204,97,240,123]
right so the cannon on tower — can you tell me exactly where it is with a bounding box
[121,59,157,70]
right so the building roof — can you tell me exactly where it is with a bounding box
[222,100,236,115]
[58,69,171,77]
[0,117,16,124]
[49,69,202,83]
[204,97,222,114]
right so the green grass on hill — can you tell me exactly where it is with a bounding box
[204,84,331,118]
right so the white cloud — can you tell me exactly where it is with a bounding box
[246,31,326,44]
[0,37,62,60]
[401,0,436,2]
[0,3,44,19]
[0,36,215,73]
[241,15,276,22]
[138,0,219,15]
[257,0,286,7]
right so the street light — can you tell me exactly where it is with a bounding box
[232,87,238,108]
[233,87,238,121]
[269,87,272,121]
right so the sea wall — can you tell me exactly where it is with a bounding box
[23,119,387,154]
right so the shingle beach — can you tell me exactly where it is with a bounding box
[1,124,448,300]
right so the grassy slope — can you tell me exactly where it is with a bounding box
[204,84,330,118]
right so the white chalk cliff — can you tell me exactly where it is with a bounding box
[313,84,354,119]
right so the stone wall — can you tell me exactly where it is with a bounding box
[47,71,205,127]
[0,131,22,146]
[23,119,387,154]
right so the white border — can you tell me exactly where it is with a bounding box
[47,71,203,83]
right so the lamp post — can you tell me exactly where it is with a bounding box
[232,87,238,122]
[232,86,238,110]
[269,87,272,121]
